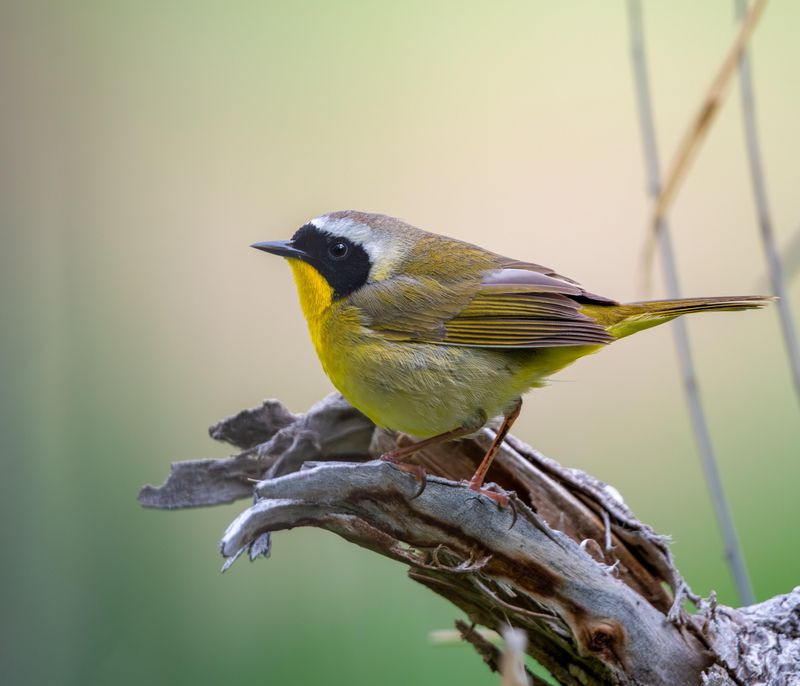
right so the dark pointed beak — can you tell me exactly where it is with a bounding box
[251,240,306,260]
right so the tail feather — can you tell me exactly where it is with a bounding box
[585,295,774,339]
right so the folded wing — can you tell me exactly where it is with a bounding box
[356,258,617,349]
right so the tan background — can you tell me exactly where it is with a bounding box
[2,2,798,684]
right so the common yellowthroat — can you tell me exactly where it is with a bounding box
[253,210,769,503]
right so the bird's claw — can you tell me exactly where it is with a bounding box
[471,485,510,508]
[467,479,516,508]
[381,456,428,499]
[466,483,518,528]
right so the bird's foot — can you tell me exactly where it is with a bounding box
[466,478,511,509]
[379,438,412,464]
[380,451,427,499]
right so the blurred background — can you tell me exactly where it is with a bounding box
[2,1,798,684]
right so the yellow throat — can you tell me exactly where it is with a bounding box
[287,259,334,351]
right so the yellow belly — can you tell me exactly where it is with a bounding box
[288,259,599,437]
[325,334,603,437]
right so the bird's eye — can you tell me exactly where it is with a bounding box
[328,241,349,260]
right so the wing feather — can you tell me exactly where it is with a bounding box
[351,255,616,349]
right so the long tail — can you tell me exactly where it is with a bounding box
[585,295,774,340]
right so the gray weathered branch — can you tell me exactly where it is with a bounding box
[140,394,800,686]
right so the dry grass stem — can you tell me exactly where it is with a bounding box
[627,0,756,605]
[641,0,769,282]
[734,0,800,404]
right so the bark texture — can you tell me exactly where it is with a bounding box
[140,394,800,686]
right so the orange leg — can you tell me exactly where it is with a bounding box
[380,424,477,464]
[467,399,522,505]
[381,423,479,499]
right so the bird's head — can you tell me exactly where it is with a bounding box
[252,210,423,301]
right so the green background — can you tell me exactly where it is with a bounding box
[2,2,798,685]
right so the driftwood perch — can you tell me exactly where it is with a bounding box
[139,394,800,686]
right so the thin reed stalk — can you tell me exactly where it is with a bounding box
[639,0,768,291]
[627,0,755,605]
[734,0,800,404]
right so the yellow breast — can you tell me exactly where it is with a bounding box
[287,258,365,384]
[288,259,334,352]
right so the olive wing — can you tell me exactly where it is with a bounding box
[357,262,616,348]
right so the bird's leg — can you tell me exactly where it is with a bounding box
[467,398,522,507]
[380,424,478,499]
[380,425,476,464]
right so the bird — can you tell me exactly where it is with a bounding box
[253,210,770,504]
